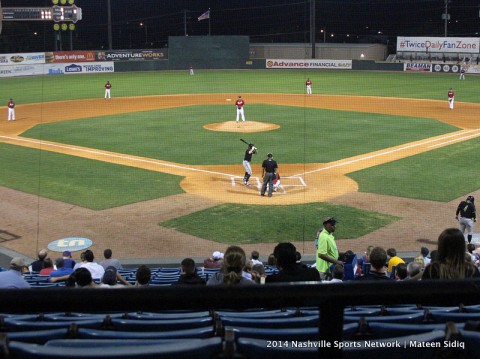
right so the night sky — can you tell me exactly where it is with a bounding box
[2,1,480,52]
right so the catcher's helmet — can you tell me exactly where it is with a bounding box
[467,195,475,203]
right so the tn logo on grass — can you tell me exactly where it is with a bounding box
[48,237,93,252]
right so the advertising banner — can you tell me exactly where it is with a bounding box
[397,37,480,54]
[46,51,96,63]
[97,50,166,61]
[44,62,114,74]
[266,59,352,69]
[0,65,44,77]
[403,63,432,72]
[0,52,45,66]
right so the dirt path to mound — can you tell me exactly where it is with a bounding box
[1,94,480,261]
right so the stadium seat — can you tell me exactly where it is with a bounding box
[224,325,319,341]
[216,309,297,319]
[3,318,106,331]
[3,328,69,344]
[124,311,211,320]
[77,326,214,340]
[344,312,425,325]
[7,337,222,358]
[109,317,212,331]
[220,315,319,329]
[45,338,213,348]
[427,311,480,323]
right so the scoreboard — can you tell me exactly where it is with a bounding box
[1,5,82,23]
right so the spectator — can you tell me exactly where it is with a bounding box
[99,249,123,270]
[73,251,87,270]
[387,248,405,273]
[66,268,96,288]
[243,260,253,281]
[395,263,408,280]
[328,264,344,283]
[175,258,206,286]
[296,251,308,269]
[423,228,480,280]
[251,263,266,284]
[0,257,31,289]
[207,246,254,286]
[204,251,224,269]
[267,253,277,267]
[356,245,374,277]
[467,244,480,266]
[135,265,151,287]
[316,217,342,280]
[407,262,423,281]
[266,242,320,283]
[39,258,55,276]
[358,247,391,280]
[50,258,74,278]
[98,266,128,288]
[413,255,425,270]
[61,251,76,269]
[250,251,263,266]
[30,249,48,272]
[420,247,431,266]
[79,250,105,280]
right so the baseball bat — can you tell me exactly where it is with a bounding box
[240,138,250,145]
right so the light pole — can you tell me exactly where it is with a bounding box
[107,0,112,49]
[321,28,326,43]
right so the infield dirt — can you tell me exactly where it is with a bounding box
[1,94,480,261]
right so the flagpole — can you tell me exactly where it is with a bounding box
[208,8,211,36]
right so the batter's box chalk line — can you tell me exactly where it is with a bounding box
[230,176,306,194]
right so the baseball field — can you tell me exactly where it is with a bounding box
[1,69,480,261]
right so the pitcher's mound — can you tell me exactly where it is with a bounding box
[204,121,280,133]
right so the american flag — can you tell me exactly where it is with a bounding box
[197,10,210,21]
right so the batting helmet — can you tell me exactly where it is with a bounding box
[467,195,475,203]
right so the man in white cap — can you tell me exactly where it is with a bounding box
[0,258,31,288]
[204,251,224,269]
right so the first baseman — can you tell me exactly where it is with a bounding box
[7,98,15,121]
[104,81,112,99]
[456,195,476,243]
[242,143,257,186]
[448,88,454,110]
[306,78,312,95]
[235,96,245,123]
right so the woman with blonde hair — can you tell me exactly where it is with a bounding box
[207,246,255,286]
[413,255,425,269]
[423,228,480,280]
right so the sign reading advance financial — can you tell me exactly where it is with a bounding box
[46,62,114,75]
[98,50,166,61]
[397,37,480,54]
[266,59,352,69]
[0,52,45,66]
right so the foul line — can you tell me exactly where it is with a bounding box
[292,129,480,177]
[0,135,238,178]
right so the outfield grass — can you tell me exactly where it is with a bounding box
[21,105,457,165]
[348,137,480,202]
[0,143,183,210]
[161,202,398,244]
[1,70,479,104]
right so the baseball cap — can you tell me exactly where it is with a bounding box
[10,257,26,269]
[421,247,429,257]
[323,217,337,226]
[212,251,224,260]
[63,251,72,257]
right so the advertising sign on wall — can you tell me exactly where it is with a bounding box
[0,52,45,66]
[45,62,114,74]
[46,51,96,63]
[266,59,352,69]
[403,63,432,72]
[97,50,166,61]
[397,37,480,54]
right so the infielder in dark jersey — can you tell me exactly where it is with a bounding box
[456,195,476,243]
[243,144,256,186]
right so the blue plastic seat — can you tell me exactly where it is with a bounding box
[124,311,210,320]
[45,338,206,348]
[77,326,214,339]
[362,322,465,339]
[8,337,222,358]
[221,315,319,329]
[344,312,425,324]
[216,309,297,319]
[428,311,480,323]
[4,328,69,344]
[4,318,106,331]
[110,317,212,331]
[224,325,319,341]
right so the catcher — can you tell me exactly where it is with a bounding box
[242,143,257,186]
[273,172,281,192]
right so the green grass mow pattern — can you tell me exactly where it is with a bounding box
[161,202,398,244]
[0,143,183,210]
